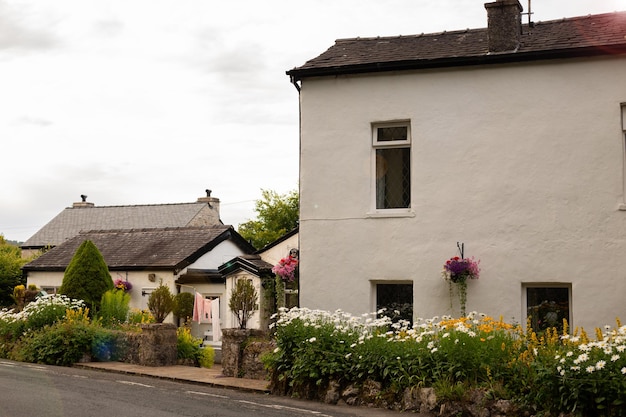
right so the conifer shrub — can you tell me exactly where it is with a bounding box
[147,283,174,323]
[59,240,113,312]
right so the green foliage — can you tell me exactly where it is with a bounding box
[98,290,130,326]
[176,326,214,368]
[59,240,113,312]
[127,308,155,324]
[172,292,194,322]
[147,283,174,323]
[237,188,298,249]
[0,236,29,308]
[22,294,86,332]
[11,308,108,366]
[229,279,258,329]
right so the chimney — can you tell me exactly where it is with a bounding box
[196,189,220,221]
[484,0,523,53]
[72,194,94,208]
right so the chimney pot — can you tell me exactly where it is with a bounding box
[484,0,523,53]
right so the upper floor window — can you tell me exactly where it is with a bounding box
[373,122,411,210]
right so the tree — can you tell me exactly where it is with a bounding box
[229,278,258,329]
[238,188,299,249]
[0,236,29,308]
[148,283,174,323]
[59,240,113,312]
[172,291,194,324]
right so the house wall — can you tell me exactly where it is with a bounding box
[298,56,626,330]
[260,233,299,265]
[190,240,244,269]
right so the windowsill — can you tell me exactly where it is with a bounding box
[366,209,415,218]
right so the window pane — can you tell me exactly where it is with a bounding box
[376,148,410,209]
[527,287,570,333]
[376,283,413,324]
[377,126,408,142]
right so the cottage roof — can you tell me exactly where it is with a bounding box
[22,226,253,272]
[22,202,219,249]
[287,11,626,80]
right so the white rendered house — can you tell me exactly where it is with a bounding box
[287,0,626,331]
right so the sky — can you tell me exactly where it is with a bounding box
[1,0,625,242]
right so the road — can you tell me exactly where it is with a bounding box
[0,360,405,417]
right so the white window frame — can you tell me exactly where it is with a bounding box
[369,121,413,216]
[522,283,572,332]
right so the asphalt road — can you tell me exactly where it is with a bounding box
[0,360,406,417]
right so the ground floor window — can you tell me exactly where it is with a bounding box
[524,284,571,334]
[41,286,59,295]
[375,282,413,324]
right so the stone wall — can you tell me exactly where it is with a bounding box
[117,323,177,366]
[221,328,272,379]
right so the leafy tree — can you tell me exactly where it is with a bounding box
[0,236,29,308]
[59,240,113,312]
[148,283,174,323]
[172,292,194,324]
[238,188,299,249]
[229,278,258,329]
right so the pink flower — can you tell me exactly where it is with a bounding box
[272,256,299,282]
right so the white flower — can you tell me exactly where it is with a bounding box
[611,355,620,362]
[586,366,595,373]
[273,347,280,353]
[622,367,626,375]
[566,351,574,357]
[308,337,316,343]
[596,360,606,370]
[617,345,626,353]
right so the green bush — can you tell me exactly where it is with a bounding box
[229,279,258,329]
[22,294,85,331]
[173,292,194,323]
[176,326,214,368]
[59,240,113,312]
[148,284,174,323]
[99,290,130,326]
[12,309,102,366]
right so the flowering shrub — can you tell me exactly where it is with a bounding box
[114,279,133,292]
[272,256,299,282]
[176,326,215,368]
[442,256,480,316]
[265,307,626,415]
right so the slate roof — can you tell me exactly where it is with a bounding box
[287,11,626,80]
[22,226,254,272]
[22,202,218,249]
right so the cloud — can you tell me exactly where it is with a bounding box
[0,1,58,51]
[11,115,53,127]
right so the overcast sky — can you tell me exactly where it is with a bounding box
[1,0,624,242]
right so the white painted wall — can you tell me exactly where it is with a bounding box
[260,233,299,265]
[298,56,626,330]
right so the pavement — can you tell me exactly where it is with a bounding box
[75,362,270,393]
